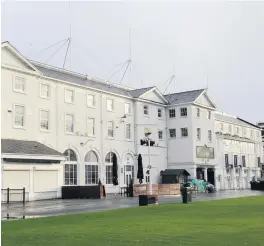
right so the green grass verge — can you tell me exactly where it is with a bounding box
[2,196,264,246]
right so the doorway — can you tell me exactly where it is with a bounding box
[207,168,215,185]
[124,165,134,186]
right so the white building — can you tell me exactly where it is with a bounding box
[1,41,263,201]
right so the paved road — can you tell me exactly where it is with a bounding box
[2,190,263,220]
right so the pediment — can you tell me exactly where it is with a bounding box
[194,92,217,109]
[140,88,167,104]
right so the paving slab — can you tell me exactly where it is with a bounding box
[2,190,263,220]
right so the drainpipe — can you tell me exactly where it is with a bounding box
[165,107,169,169]
[55,82,59,151]
[100,92,104,184]
[133,99,138,184]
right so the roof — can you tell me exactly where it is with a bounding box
[33,62,132,97]
[1,139,63,156]
[164,89,205,105]
[215,113,260,129]
[128,86,155,98]
[161,169,190,176]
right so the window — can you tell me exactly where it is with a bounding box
[197,128,201,140]
[180,107,187,117]
[234,155,238,167]
[197,108,200,118]
[236,127,239,135]
[65,114,74,133]
[257,157,261,168]
[244,128,247,136]
[181,128,188,137]
[125,103,131,114]
[65,89,74,103]
[158,130,163,140]
[63,149,78,185]
[158,108,162,118]
[107,121,114,137]
[105,152,115,184]
[225,154,229,166]
[87,118,95,136]
[84,151,99,185]
[169,109,176,118]
[229,125,232,133]
[87,94,95,107]
[14,105,25,127]
[40,110,50,130]
[242,156,246,167]
[250,130,253,138]
[40,83,50,98]
[125,124,131,139]
[220,123,224,131]
[13,76,25,93]
[169,129,176,138]
[145,175,150,183]
[143,105,149,116]
[107,98,114,111]
[208,111,211,119]
[208,130,212,142]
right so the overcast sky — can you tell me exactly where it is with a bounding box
[2,1,263,123]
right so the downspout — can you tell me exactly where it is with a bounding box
[133,99,138,156]
[55,82,59,150]
[165,106,169,169]
[100,92,104,184]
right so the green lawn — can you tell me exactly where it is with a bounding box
[2,196,264,246]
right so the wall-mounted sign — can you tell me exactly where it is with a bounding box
[196,145,214,159]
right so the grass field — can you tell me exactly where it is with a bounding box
[2,196,264,246]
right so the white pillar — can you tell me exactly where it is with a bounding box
[232,168,236,190]
[204,167,208,181]
[148,138,152,195]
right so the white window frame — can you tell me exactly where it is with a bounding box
[220,123,224,131]
[39,82,51,99]
[85,165,99,185]
[143,105,149,116]
[229,125,232,133]
[64,88,75,104]
[197,128,201,141]
[107,121,114,138]
[87,93,96,108]
[13,75,26,93]
[196,108,200,118]
[125,123,131,140]
[208,111,211,119]
[13,104,26,129]
[124,102,131,115]
[158,130,164,140]
[106,98,114,112]
[169,109,176,118]
[157,108,163,118]
[87,118,95,136]
[169,129,176,139]
[180,107,188,117]
[208,130,212,142]
[181,128,188,138]
[65,113,75,134]
[39,109,50,131]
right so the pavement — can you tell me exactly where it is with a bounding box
[2,190,263,221]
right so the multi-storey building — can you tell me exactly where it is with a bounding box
[1,41,263,201]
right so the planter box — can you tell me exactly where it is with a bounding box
[133,184,181,196]
[139,195,158,206]
[62,185,105,199]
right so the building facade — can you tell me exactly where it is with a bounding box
[1,41,263,200]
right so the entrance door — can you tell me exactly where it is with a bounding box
[207,168,215,185]
[124,165,134,186]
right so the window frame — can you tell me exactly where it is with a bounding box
[64,163,78,185]
[13,104,26,129]
[65,113,75,134]
[39,109,50,132]
[106,98,114,112]
[158,130,164,140]
[169,109,176,118]
[107,120,114,138]
[124,102,131,115]
[208,111,211,120]
[87,93,96,108]
[13,75,26,93]
[208,130,212,142]
[125,123,131,140]
[169,128,176,139]
[157,108,163,118]
[180,107,188,117]
[85,165,99,185]
[87,117,95,136]
[181,127,188,138]
[64,88,75,104]
[143,105,149,116]
[39,82,51,99]
[197,128,201,141]
[196,108,200,118]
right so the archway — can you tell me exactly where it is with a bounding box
[84,151,99,185]
[123,153,134,186]
[63,149,78,185]
[105,151,118,185]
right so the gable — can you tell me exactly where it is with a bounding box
[1,44,39,73]
[195,92,216,109]
[140,90,166,104]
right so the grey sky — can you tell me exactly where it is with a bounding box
[2,1,263,123]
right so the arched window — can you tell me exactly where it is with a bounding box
[124,154,134,185]
[84,151,99,185]
[105,152,115,184]
[63,149,78,185]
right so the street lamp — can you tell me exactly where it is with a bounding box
[144,128,152,195]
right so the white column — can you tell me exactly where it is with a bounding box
[241,168,244,189]
[204,167,208,181]
[148,138,152,195]
[232,168,236,190]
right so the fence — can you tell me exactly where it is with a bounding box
[1,188,26,204]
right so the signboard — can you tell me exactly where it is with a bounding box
[196,145,214,159]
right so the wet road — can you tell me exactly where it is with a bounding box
[2,190,263,220]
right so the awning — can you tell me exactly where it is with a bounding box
[160,169,190,176]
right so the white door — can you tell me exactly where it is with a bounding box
[124,165,134,186]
